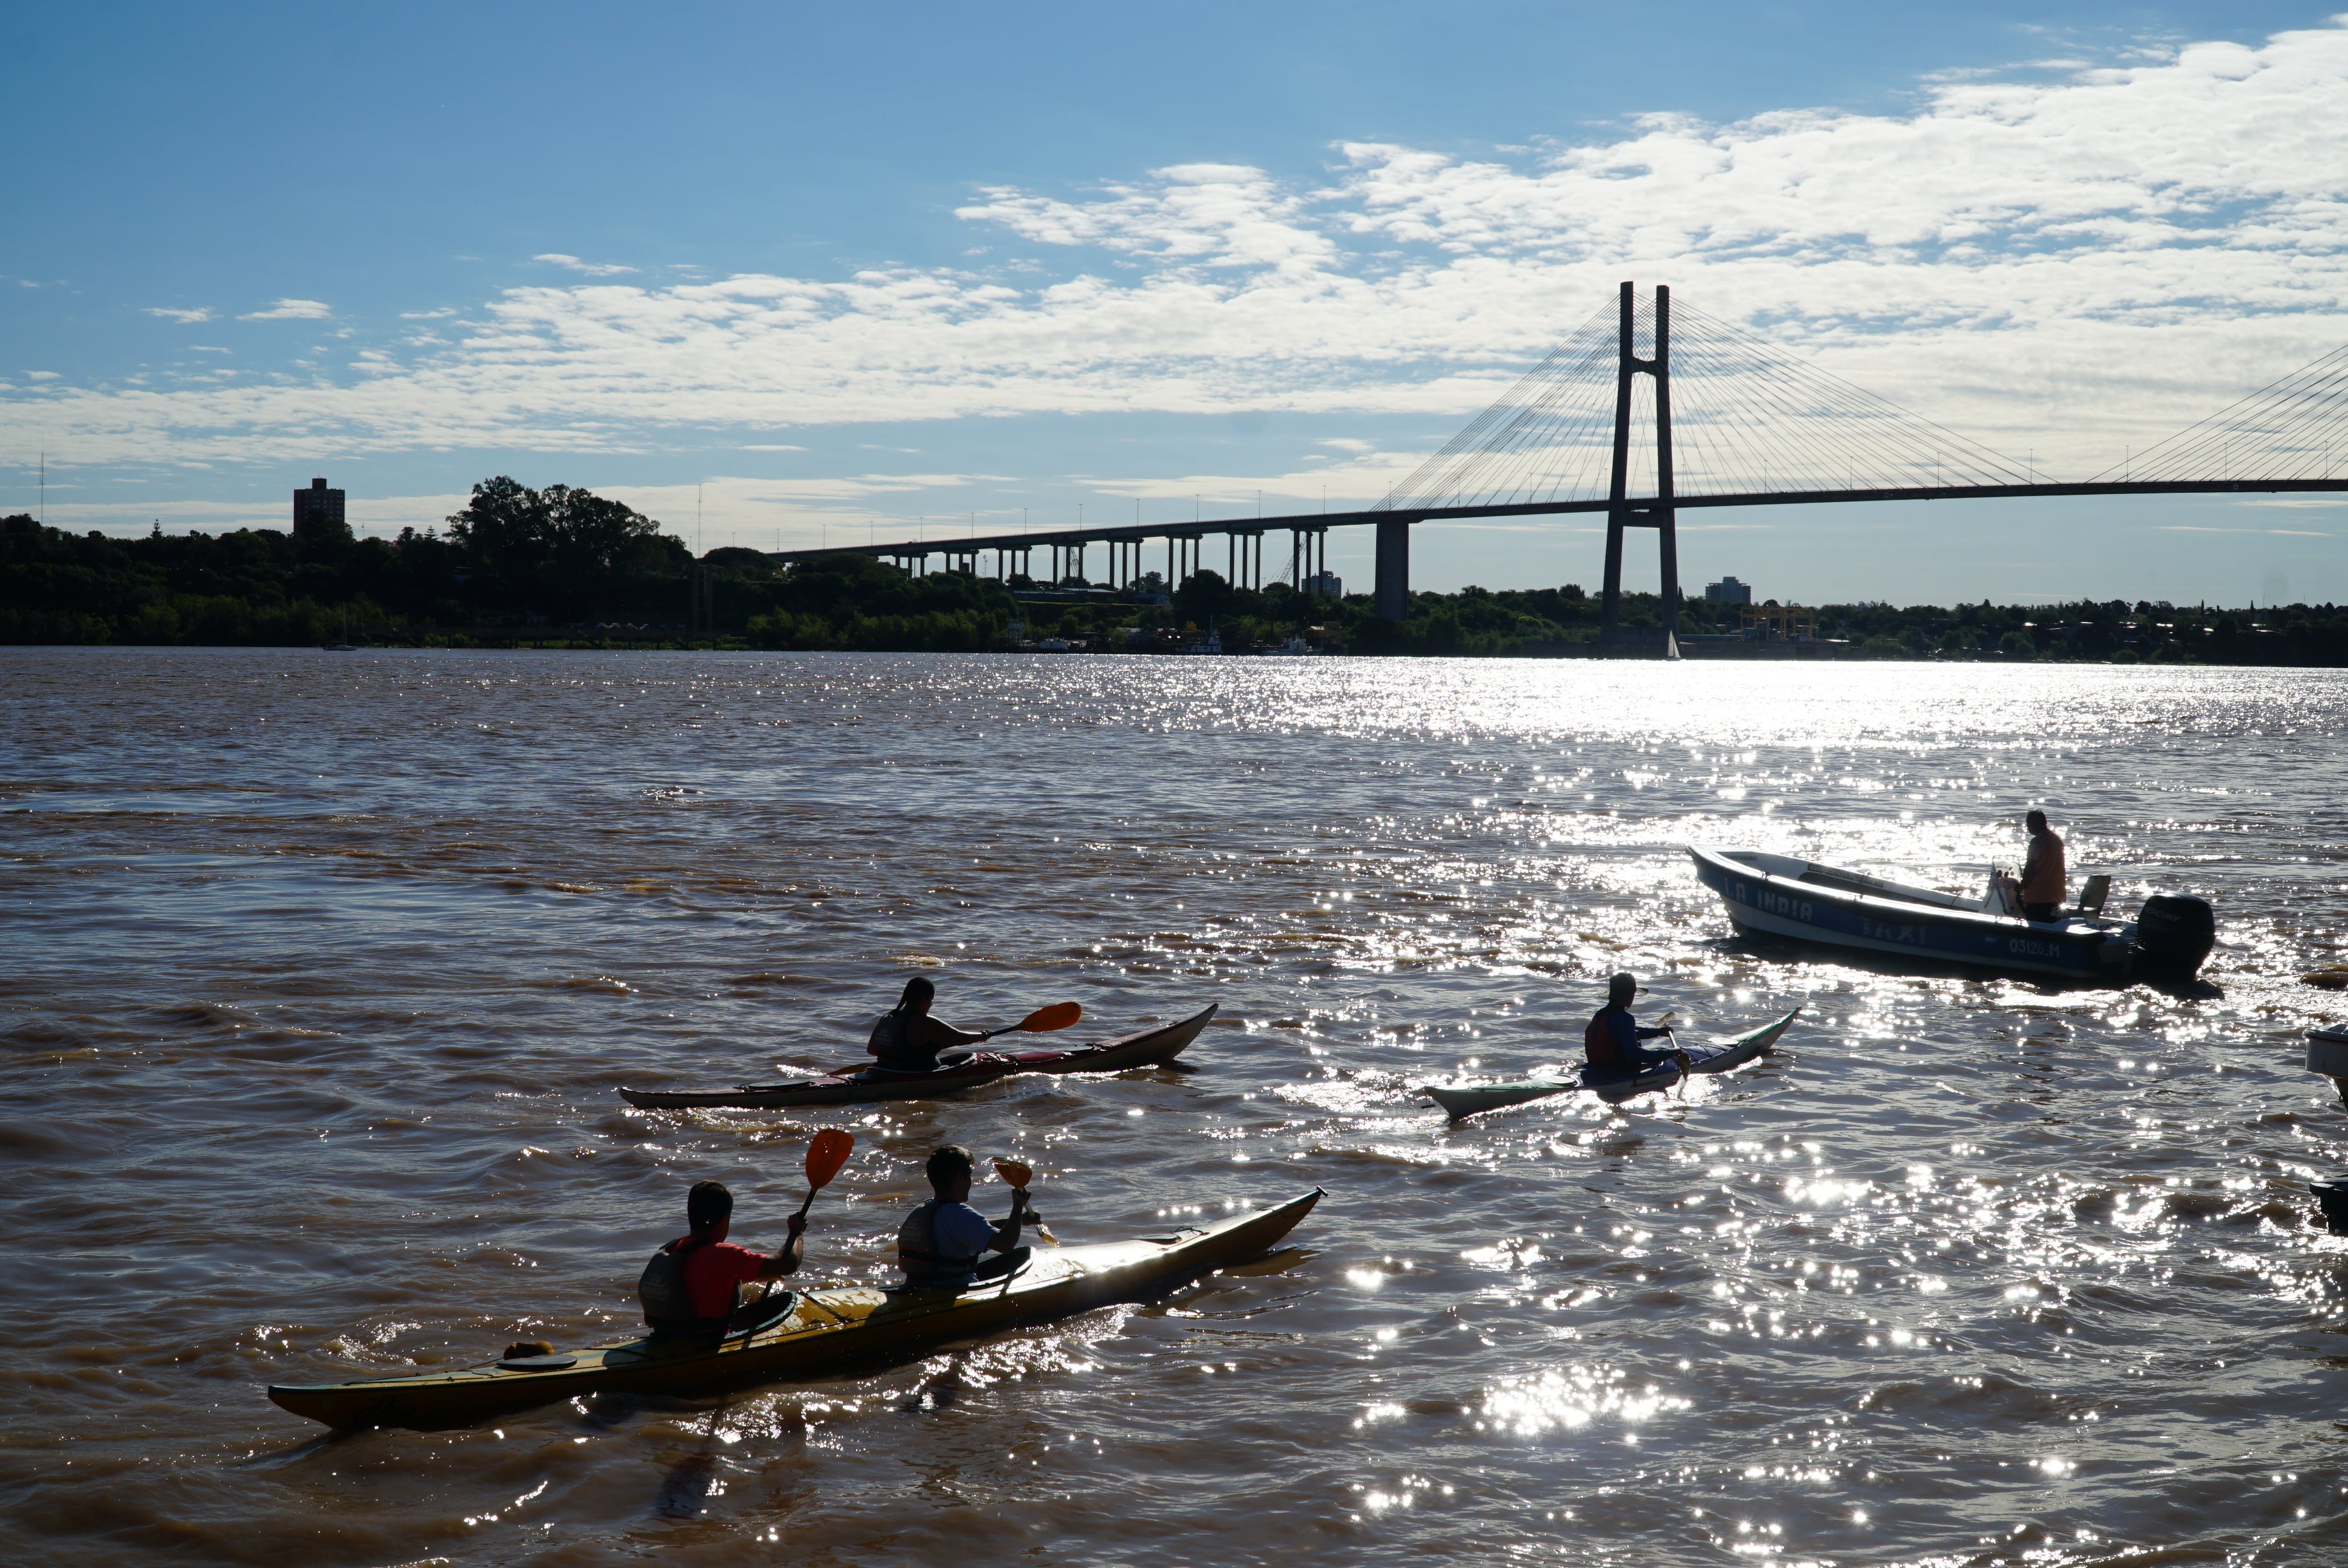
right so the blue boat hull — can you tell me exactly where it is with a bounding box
[1689,845,2129,982]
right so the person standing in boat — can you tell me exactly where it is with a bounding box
[898,1145,1035,1289]
[867,976,987,1073]
[2020,808,2068,923]
[638,1180,805,1336]
[1585,972,1692,1075]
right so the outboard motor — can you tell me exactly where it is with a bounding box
[2130,894,2215,981]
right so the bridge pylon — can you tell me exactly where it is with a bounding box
[1599,280,1677,653]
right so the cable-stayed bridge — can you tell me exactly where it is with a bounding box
[771,282,2348,644]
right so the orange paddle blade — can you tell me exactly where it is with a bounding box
[804,1129,856,1192]
[1013,1002,1082,1034]
[992,1157,1033,1188]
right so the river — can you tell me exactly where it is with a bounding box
[3,646,2344,1565]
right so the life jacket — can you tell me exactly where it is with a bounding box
[897,1199,979,1287]
[1584,1005,1628,1067]
[637,1234,723,1333]
[868,1010,934,1073]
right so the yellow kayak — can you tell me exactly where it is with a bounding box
[268,1188,1322,1430]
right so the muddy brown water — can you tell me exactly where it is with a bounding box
[4,647,2346,1565]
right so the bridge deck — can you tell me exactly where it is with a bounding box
[770,478,2348,564]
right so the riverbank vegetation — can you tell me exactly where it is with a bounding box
[6,487,2345,663]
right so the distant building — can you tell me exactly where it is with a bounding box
[1304,570,1343,597]
[293,477,346,538]
[1705,575,1752,605]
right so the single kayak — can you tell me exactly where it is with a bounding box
[621,1004,1215,1111]
[267,1188,1322,1431]
[1427,1008,1800,1120]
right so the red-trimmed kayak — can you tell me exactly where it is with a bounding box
[620,1004,1214,1110]
[1427,1008,1800,1120]
[267,1187,1321,1430]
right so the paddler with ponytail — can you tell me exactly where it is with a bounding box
[867,976,988,1073]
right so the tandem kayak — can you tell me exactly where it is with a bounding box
[267,1188,1322,1430]
[1426,1008,1800,1120]
[621,1004,1216,1111]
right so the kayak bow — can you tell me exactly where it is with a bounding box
[621,1004,1214,1111]
[1427,1008,1800,1120]
[267,1187,1321,1430]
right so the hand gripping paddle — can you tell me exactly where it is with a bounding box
[1649,1013,1694,1094]
[727,1130,853,1348]
[991,1157,1058,1246]
[976,1002,1083,1042]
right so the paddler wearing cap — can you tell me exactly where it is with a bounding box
[1584,972,1693,1076]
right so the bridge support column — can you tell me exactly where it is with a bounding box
[1601,280,1635,645]
[1375,518,1410,621]
[1599,280,1678,655]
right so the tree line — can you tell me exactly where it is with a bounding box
[4,476,2346,663]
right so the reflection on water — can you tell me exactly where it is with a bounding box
[3,648,2347,1564]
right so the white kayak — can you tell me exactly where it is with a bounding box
[1426,1008,1800,1120]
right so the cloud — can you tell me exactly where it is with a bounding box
[534,254,638,276]
[400,307,458,319]
[2158,524,2333,535]
[144,306,214,323]
[239,298,332,321]
[18,20,2348,482]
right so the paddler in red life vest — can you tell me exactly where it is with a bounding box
[897,1145,1036,1289]
[1584,972,1693,1077]
[867,976,988,1074]
[637,1180,805,1336]
[2019,808,2068,923]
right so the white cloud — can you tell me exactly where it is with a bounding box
[239,298,333,321]
[18,21,2348,482]
[144,306,214,323]
[534,253,638,276]
[400,307,458,319]
[25,370,59,380]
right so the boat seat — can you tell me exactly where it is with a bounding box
[1795,869,1879,896]
[2076,874,2112,917]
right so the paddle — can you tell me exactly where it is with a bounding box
[794,1128,856,1225]
[1649,1012,1694,1093]
[936,1002,1084,1066]
[975,1001,1083,1042]
[723,1129,854,1352]
[992,1157,1058,1246]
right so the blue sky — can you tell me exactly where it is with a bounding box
[7,1,2347,605]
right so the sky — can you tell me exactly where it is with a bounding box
[7,1,2348,605]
